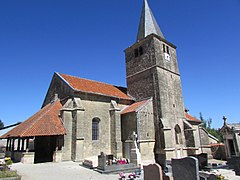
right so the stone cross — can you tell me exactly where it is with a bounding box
[131,131,138,149]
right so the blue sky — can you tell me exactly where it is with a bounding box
[0,0,239,129]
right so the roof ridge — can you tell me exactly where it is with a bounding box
[135,98,152,112]
[59,73,126,88]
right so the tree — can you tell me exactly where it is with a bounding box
[0,119,4,129]
[199,113,223,142]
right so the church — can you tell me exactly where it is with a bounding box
[1,0,204,165]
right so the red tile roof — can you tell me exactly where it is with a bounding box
[121,99,149,114]
[185,113,202,123]
[1,100,66,138]
[210,143,224,147]
[59,73,132,100]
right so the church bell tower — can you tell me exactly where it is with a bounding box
[125,0,186,166]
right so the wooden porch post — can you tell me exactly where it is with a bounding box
[17,138,21,151]
[6,139,9,151]
[21,138,25,151]
[26,138,29,150]
[11,138,15,151]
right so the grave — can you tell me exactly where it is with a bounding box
[199,171,217,180]
[227,155,240,175]
[190,153,208,170]
[172,156,199,180]
[96,152,139,174]
[144,163,163,180]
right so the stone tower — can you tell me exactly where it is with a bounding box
[125,0,186,166]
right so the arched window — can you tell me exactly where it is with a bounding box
[92,118,100,140]
[175,125,182,145]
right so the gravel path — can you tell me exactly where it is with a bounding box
[12,162,119,180]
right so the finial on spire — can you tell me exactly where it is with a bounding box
[137,0,164,42]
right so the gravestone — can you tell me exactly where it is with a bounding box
[190,153,208,170]
[227,155,240,175]
[144,163,163,180]
[98,152,107,170]
[233,156,240,176]
[172,157,199,180]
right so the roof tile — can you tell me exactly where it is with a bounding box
[59,73,132,100]
[121,99,149,114]
[185,113,202,123]
[1,100,65,138]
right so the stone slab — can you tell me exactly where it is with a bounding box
[172,157,199,180]
[144,163,163,180]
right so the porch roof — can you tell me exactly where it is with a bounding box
[121,99,150,115]
[0,100,66,139]
[185,113,202,123]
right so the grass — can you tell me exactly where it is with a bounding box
[0,170,18,178]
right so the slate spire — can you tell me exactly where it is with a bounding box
[137,0,164,42]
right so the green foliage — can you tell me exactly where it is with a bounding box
[199,112,223,142]
[0,170,18,178]
[0,119,4,129]
[5,159,13,166]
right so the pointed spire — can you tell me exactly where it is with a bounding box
[137,0,164,42]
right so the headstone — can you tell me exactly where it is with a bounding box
[191,153,208,170]
[172,157,199,180]
[233,156,240,176]
[130,132,141,166]
[227,155,240,175]
[98,152,107,170]
[144,163,163,180]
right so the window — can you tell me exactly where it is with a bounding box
[139,46,143,55]
[163,44,166,53]
[134,46,144,57]
[163,43,170,54]
[167,46,170,54]
[92,118,100,140]
[134,48,139,58]
[175,125,182,144]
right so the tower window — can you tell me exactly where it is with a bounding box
[134,48,139,57]
[92,118,100,140]
[167,46,170,54]
[134,46,144,57]
[163,44,170,54]
[163,44,166,53]
[139,46,143,55]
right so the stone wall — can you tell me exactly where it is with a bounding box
[125,34,186,164]
[43,73,74,106]
[61,94,130,161]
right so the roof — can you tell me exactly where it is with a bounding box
[227,123,240,131]
[208,133,219,142]
[210,143,224,147]
[137,0,164,42]
[1,100,66,138]
[121,99,150,115]
[185,113,202,123]
[59,73,132,100]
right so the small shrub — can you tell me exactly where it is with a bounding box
[5,159,13,166]
[0,170,18,178]
[4,157,13,166]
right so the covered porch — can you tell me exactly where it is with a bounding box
[0,100,66,164]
